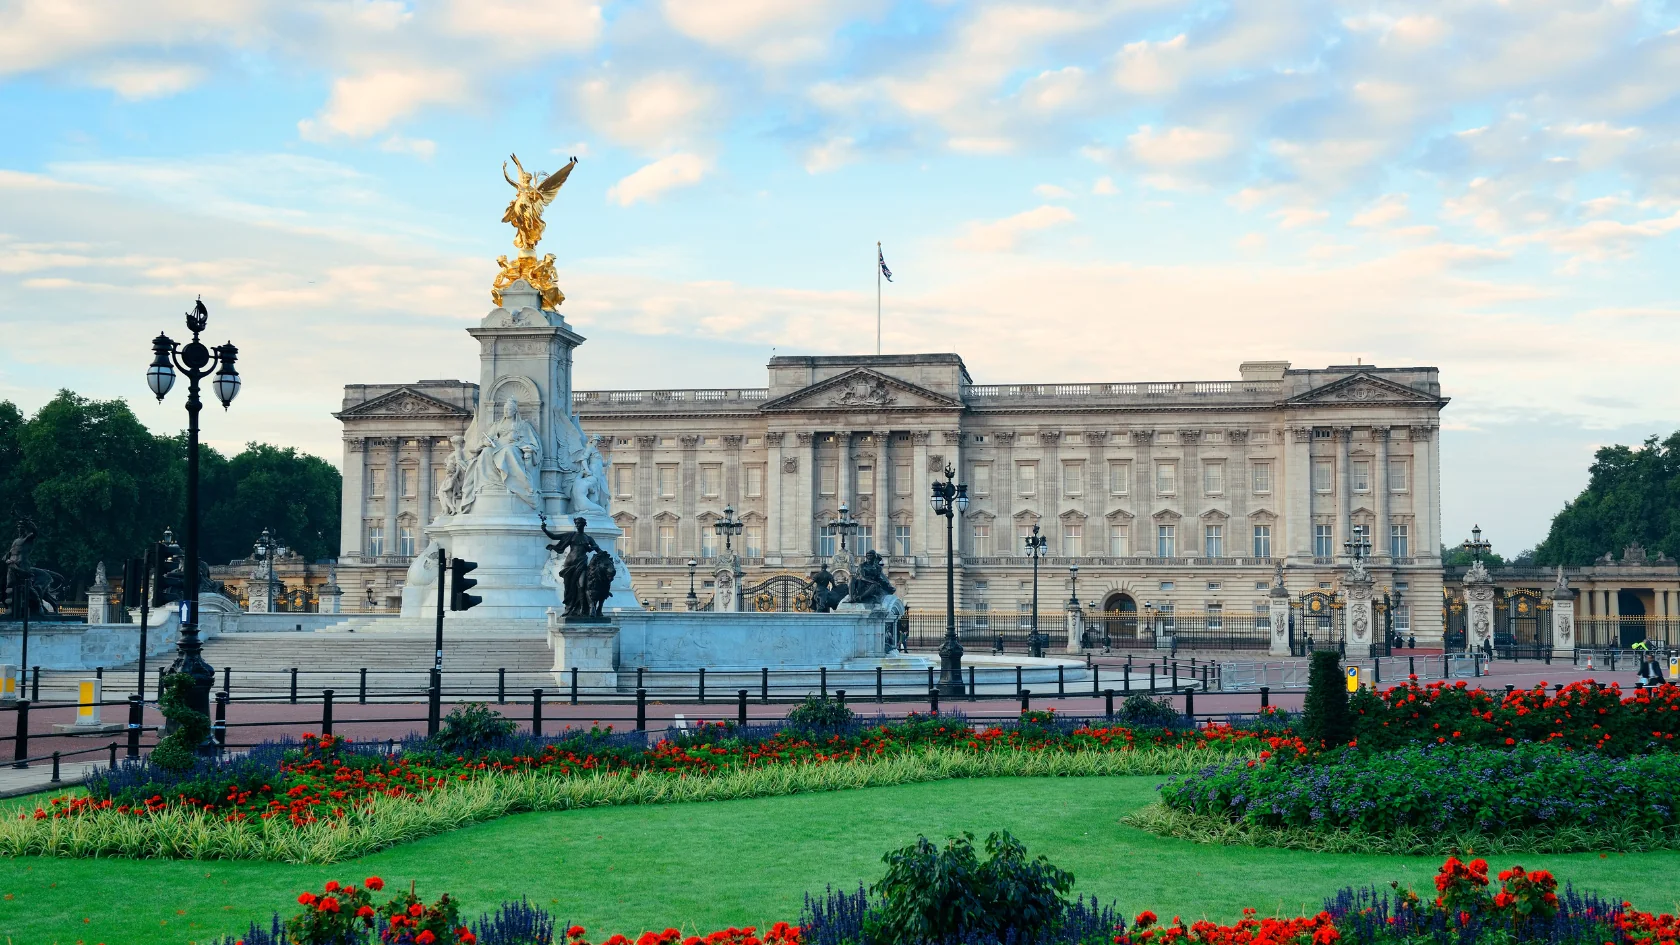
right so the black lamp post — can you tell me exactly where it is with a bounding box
[714,505,744,553]
[834,502,859,552]
[1461,525,1491,563]
[146,297,239,746]
[252,527,280,612]
[1343,531,1372,565]
[1069,564,1080,608]
[929,463,968,697]
[1025,523,1048,658]
[686,558,699,610]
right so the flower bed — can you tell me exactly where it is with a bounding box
[215,852,1677,945]
[1351,680,1680,755]
[37,713,1297,827]
[1136,742,1680,853]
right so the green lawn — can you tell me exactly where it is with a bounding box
[3,777,1678,945]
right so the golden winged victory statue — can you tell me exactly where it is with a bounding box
[492,153,577,310]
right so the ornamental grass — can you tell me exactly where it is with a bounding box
[1,742,1268,863]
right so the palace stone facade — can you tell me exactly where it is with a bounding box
[334,354,1449,642]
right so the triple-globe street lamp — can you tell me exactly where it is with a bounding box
[834,502,859,553]
[929,464,969,697]
[714,505,744,553]
[147,298,241,743]
[1024,523,1049,657]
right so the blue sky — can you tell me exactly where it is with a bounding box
[3,0,1680,555]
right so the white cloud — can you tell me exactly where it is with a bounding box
[1033,183,1072,199]
[1127,125,1236,167]
[803,137,857,174]
[954,205,1076,252]
[1092,176,1119,196]
[298,69,468,140]
[578,74,717,153]
[87,62,205,100]
[661,0,862,65]
[380,135,437,160]
[607,154,710,206]
[1350,194,1409,228]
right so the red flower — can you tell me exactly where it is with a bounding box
[357,906,375,918]
[325,880,340,892]
[410,903,426,917]
[365,876,385,891]
[319,897,340,914]
[460,929,477,944]
[298,892,318,906]
[416,932,436,945]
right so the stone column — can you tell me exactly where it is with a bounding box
[1178,430,1200,552]
[1132,429,1154,546]
[383,438,400,560]
[712,558,742,612]
[636,435,657,555]
[1549,568,1576,656]
[1374,427,1391,561]
[723,434,744,507]
[1464,562,1495,655]
[1064,601,1084,654]
[874,431,891,558]
[419,437,435,528]
[835,431,854,526]
[342,438,367,559]
[1410,426,1438,558]
[1084,431,1108,537]
[1335,428,1352,554]
[765,432,785,560]
[1289,427,1313,558]
[680,434,700,555]
[912,432,933,557]
[796,432,816,556]
[1268,569,1292,656]
[1345,565,1375,658]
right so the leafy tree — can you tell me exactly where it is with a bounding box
[10,391,184,593]
[1441,543,1506,569]
[1535,433,1680,566]
[200,443,341,564]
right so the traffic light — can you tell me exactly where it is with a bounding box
[449,558,481,612]
[122,557,146,608]
[150,543,171,608]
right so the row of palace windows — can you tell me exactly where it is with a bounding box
[365,467,443,500]
[961,522,1410,559]
[363,523,418,558]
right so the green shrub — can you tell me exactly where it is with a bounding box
[1300,650,1352,747]
[865,830,1074,944]
[1117,694,1181,727]
[429,703,517,754]
[151,672,212,771]
[785,694,855,730]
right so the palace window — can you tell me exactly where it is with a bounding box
[857,465,875,495]
[895,524,911,556]
[895,462,912,496]
[974,603,990,630]
[1109,462,1130,495]
[1108,524,1129,556]
[700,464,722,498]
[658,524,678,556]
[744,465,764,498]
[1017,463,1038,496]
[1313,460,1333,493]
[1313,524,1334,558]
[614,465,635,498]
[972,464,992,496]
[1156,462,1177,495]
[819,524,837,557]
[744,525,764,558]
[1061,521,1082,556]
[701,530,718,558]
[1017,602,1033,631]
[1063,462,1083,497]
[398,526,416,557]
[1352,460,1370,492]
[856,525,874,555]
[1390,524,1410,558]
[400,468,417,498]
[1394,604,1411,633]
[1252,462,1272,494]
[1016,524,1034,556]
[819,463,838,496]
[368,469,385,498]
[1156,524,1176,558]
[431,465,445,493]
[1252,525,1272,559]
[1206,603,1223,630]
[971,520,991,557]
[366,524,384,557]
[1389,459,1409,492]
[657,465,677,498]
[1203,463,1224,496]
[1204,524,1224,558]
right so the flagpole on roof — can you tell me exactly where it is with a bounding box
[876,241,882,356]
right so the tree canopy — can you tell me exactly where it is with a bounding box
[1535,432,1680,566]
[0,391,340,596]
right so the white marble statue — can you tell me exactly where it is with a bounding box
[567,444,610,517]
[406,540,442,586]
[436,435,468,517]
[461,396,542,511]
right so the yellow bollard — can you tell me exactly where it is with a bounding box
[76,679,102,726]
[1346,665,1361,693]
[1669,655,1678,682]
[0,664,15,701]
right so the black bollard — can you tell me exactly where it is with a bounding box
[1104,688,1115,719]
[359,668,368,706]
[531,689,543,738]
[321,690,334,737]
[1260,686,1270,709]
[928,687,940,715]
[1184,687,1195,722]
[820,666,828,699]
[876,666,884,703]
[126,695,142,759]
[698,667,706,704]
[289,667,298,705]
[570,667,579,706]
[1057,665,1065,697]
[1020,688,1031,713]
[636,688,647,731]
[737,689,748,727]
[761,667,769,704]
[214,690,228,748]
[11,700,29,769]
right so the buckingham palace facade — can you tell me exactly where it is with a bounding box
[334,353,1448,643]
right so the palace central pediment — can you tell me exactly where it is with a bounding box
[758,368,964,413]
[1284,372,1446,408]
[335,388,474,420]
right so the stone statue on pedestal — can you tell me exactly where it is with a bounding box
[585,551,617,619]
[846,550,896,606]
[435,436,468,518]
[541,514,601,618]
[461,396,542,512]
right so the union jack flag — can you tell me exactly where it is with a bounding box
[878,246,893,282]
